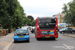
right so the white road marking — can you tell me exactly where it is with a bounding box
[53,44,75,49]
[63,44,75,49]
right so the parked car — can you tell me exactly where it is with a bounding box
[59,27,75,34]
[58,28,62,31]
[59,28,67,31]
[31,26,35,33]
[14,29,30,43]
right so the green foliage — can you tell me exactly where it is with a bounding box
[62,0,75,26]
[31,20,36,26]
[62,4,68,12]
[23,17,31,25]
[0,0,9,29]
[0,27,3,29]
[68,0,75,26]
[0,0,32,29]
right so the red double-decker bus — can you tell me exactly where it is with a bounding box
[35,17,58,40]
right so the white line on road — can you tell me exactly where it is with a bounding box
[63,44,71,49]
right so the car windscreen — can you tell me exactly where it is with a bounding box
[16,30,27,34]
[38,18,56,30]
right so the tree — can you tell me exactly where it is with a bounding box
[0,0,9,29]
[62,4,68,12]
[31,20,36,26]
[13,1,25,28]
[23,17,31,26]
[68,0,75,26]
[0,0,32,29]
[62,4,71,24]
[62,0,75,26]
[5,0,25,28]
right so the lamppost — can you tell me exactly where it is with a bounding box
[8,0,10,33]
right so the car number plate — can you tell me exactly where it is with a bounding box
[19,36,24,38]
[45,36,50,38]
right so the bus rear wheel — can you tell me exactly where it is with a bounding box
[36,38,40,40]
[51,37,56,40]
[53,38,56,40]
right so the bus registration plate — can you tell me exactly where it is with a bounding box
[45,36,50,38]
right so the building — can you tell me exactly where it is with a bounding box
[53,12,67,28]
[53,11,66,23]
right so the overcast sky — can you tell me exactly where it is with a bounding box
[18,0,72,19]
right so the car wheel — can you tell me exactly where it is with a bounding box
[36,38,40,40]
[32,31,33,33]
[14,41,17,43]
[61,32,64,34]
[72,32,74,34]
[27,40,30,42]
[53,38,56,40]
[28,40,30,42]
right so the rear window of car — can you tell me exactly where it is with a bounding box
[16,30,27,34]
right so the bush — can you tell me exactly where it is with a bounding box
[0,27,3,29]
[14,28,16,31]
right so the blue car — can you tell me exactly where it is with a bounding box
[14,29,30,42]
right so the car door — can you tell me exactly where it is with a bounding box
[65,28,69,33]
[67,28,72,33]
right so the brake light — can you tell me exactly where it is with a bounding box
[26,33,29,35]
[14,34,17,36]
[20,29,23,30]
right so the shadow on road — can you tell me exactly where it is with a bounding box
[36,38,57,41]
[13,41,30,43]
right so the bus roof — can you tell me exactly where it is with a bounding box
[38,17,56,19]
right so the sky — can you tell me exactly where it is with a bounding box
[18,0,72,19]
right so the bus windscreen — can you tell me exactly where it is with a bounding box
[38,18,56,30]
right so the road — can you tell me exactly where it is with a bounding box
[9,29,75,50]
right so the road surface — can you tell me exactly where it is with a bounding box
[9,30,75,50]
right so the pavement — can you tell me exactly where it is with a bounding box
[0,32,14,50]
